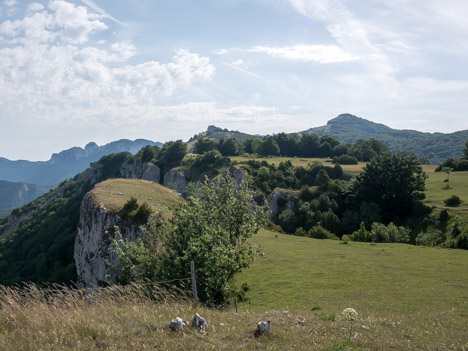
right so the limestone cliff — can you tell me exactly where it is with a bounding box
[74,193,142,288]
[269,188,302,220]
[119,159,161,183]
[163,169,188,195]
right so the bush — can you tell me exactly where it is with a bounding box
[112,175,267,306]
[295,227,307,236]
[444,195,462,207]
[332,155,358,165]
[411,202,432,217]
[350,222,371,242]
[439,209,449,222]
[369,222,410,243]
[308,225,338,240]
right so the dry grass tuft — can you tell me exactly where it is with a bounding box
[0,283,466,350]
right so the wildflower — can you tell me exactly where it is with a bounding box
[342,308,358,321]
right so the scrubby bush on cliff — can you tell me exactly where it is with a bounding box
[112,175,267,306]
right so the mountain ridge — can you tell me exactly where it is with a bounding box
[299,114,467,163]
[0,139,162,187]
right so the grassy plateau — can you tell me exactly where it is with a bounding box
[89,178,182,217]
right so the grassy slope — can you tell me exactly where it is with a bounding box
[236,229,468,348]
[1,230,466,350]
[424,170,468,230]
[90,178,182,217]
[230,155,367,174]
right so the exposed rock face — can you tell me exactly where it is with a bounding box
[222,166,245,184]
[74,193,142,288]
[164,169,187,195]
[269,188,302,220]
[119,159,161,183]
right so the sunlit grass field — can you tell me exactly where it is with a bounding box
[1,229,466,350]
[236,229,468,349]
[230,155,367,173]
[90,178,182,217]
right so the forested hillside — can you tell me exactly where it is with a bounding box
[301,114,468,163]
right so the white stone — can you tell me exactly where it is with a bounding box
[169,317,187,331]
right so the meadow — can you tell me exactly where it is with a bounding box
[236,229,468,349]
[424,170,468,230]
[0,229,466,350]
[230,155,367,173]
[90,178,182,217]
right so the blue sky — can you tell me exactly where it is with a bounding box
[1,0,468,160]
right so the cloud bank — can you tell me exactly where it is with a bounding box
[0,0,215,122]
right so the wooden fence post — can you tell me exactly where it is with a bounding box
[190,260,199,305]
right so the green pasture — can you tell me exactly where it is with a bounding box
[236,229,468,348]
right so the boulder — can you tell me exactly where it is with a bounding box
[169,317,187,331]
[254,320,271,337]
[191,313,208,332]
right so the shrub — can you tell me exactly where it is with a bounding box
[112,175,267,306]
[332,155,358,165]
[411,202,432,217]
[439,209,449,222]
[350,222,371,242]
[295,227,307,237]
[444,195,461,207]
[308,225,338,240]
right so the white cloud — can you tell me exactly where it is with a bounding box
[232,59,244,66]
[79,0,129,28]
[249,44,358,63]
[0,0,215,123]
[26,2,44,15]
[3,0,16,7]
[286,0,399,93]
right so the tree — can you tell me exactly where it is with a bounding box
[258,137,280,156]
[463,141,468,159]
[137,145,159,162]
[243,137,263,154]
[353,152,427,222]
[218,138,240,156]
[113,175,266,306]
[193,138,217,154]
[442,167,452,189]
[156,140,187,173]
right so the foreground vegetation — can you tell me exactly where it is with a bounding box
[1,229,467,350]
[0,283,416,351]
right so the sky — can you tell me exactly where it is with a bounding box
[1,0,468,161]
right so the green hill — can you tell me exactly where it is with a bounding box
[187,125,256,149]
[301,114,468,163]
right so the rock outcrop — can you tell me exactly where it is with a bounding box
[269,188,302,220]
[164,169,188,195]
[74,193,142,288]
[119,159,161,183]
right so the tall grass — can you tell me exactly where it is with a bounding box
[0,281,466,350]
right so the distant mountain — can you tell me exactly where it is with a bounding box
[0,139,162,187]
[301,114,468,163]
[0,180,50,217]
[187,125,257,149]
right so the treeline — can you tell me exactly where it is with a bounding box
[435,141,468,172]
[193,133,388,162]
